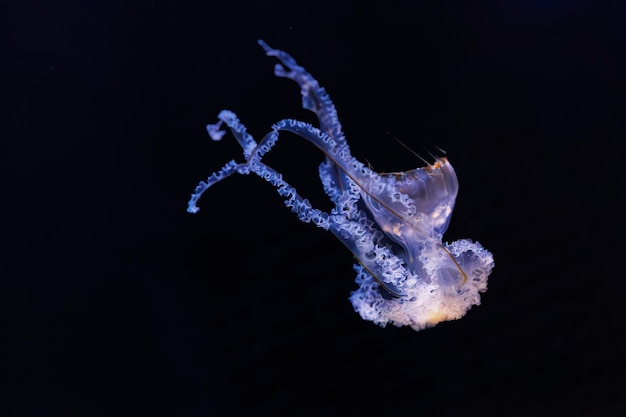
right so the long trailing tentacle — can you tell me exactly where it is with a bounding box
[248,158,406,297]
[258,40,347,149]
[188,112,406,296]
[255,45,457,237]
[187,109,259,214]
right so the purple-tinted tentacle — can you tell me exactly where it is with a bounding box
[258,40,347,149]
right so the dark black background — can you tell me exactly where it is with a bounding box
[4,1,625,416]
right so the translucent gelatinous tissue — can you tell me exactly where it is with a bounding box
[188,40,494,331]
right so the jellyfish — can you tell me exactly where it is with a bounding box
[187,40,494,331]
